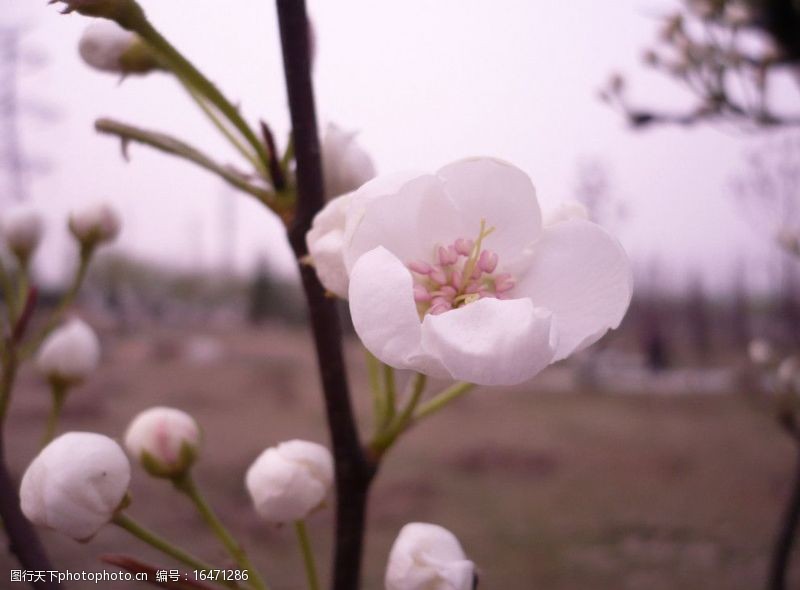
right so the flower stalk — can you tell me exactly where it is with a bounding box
[113,513,238,589]
[294,520,320,590]
[173,474,269,590]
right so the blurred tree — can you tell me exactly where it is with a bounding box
[602,0,800,129]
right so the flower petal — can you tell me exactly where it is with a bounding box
[436,157,543,266]
[348,246,448,377]
[421,297,556,386]
[515,219,633,361]
[344,174,461,270]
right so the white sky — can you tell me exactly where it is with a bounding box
[5,0,798,293]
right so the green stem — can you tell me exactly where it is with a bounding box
[128,15,271,175]
[382,364,397,428]
[114,513,238,589]
[414,382,475,421]
[21,249,91,360]
[41,382,69,447]
[370,373,427,454]
[294,520,320,590]
[366,350,383,434]
[174,474,269,590]
[95,118,278,208]
[0,257,16,327]
[178,79,264,174]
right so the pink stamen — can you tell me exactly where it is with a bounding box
[494,273,515,293]
[430,269,448,285]
[478,250,498,273]
[414,285,432,302]
[454,238,474,256]
[438,245,458,266]
[408,260,432,275]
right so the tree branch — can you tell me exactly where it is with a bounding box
[768,441,800,590]
[274,2,376,589]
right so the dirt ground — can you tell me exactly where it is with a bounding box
[2,321,798,589]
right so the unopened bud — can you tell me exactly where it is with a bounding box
[124,407,201,478]
[1,205,44,266]
[37,318,101,388]
[245,439,333,523]
[20,432,130,541]
[79,21,161,75]
[68,201,121,250]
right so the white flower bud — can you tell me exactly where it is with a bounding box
[245,439,333,523]
[124,407,201,478]
[321,123,376,199]
[37,318,100,387]
[385,523,475,590]
[778,356,800,388]
[748,338,773,366]
[78,21,160,75]
[68,201,121,249]
[20,432,131,541]
[1,205,44,265]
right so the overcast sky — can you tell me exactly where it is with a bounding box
[5,0,799,293]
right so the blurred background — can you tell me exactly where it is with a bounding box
[3,0,800,588]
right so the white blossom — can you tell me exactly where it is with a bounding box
[1,205,44,264]
[385,523,474,590]
[20,432,130,541]
[68,201,121,248]
[245,439,333,524]
[124,407,201,478]
[78,21,159,75]
[748,338,773,366]
[37,318,100,386]
[330,157,632,385]
[321,123,376,199]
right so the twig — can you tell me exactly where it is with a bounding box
[768,440,800,590]
[275,1,376,589]
[94,118,279,208]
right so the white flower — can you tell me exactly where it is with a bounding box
[385,523,474,590]
[1,205,44,264]
[748,338,773,366]
[78,21,160,75]
[20,432,130,541]
[124,407,201,478]
[245,440,333,524]
[321,123,376,199]
[339,157,632,386]
[68,201,121,248]
[37,318,100,386]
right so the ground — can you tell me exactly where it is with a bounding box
[2,321,797,589]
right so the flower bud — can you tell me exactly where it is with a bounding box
[1,205,44,265]
[20,432,131,541]
[245,439,333,524]
[124,407,201,478]
[321,123,376,199]
[37,318,101,387]
[385,523,475,590]
[68,201,121,249]
[778,356,800,389]
[748,338,773,366]
[79,21,160,75]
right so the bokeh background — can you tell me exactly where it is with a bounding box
[2,0,800,588]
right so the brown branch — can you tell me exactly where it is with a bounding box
[274,1,376,589]
[768,441,800,590]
